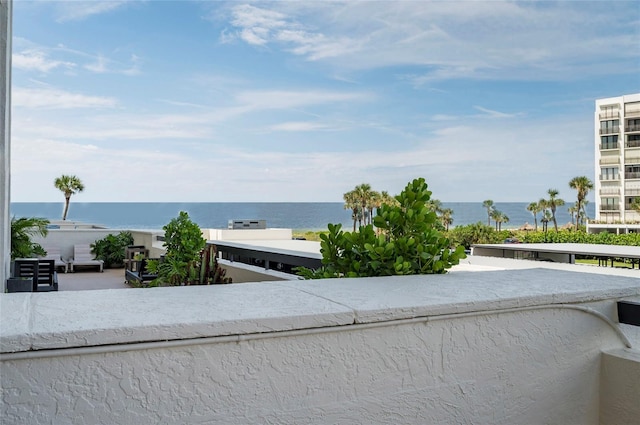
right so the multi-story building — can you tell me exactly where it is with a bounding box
[592,93,640,233]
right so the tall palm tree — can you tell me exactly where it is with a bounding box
[568,176,594,230]
[568,204,578,225]
[54,175,85,221]
[343,190,361,232]
[526,202,541,231]
[354,183,373,226]
[490,209,502,231]
[546,189,564,232]
[440,208,454,231]
[482,199,494,226]
[379,191,399,208]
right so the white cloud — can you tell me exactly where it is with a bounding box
[473,106,523,119]
[222,2,639,81]
[13,87,117,109]
[234,89,372,110]
[12,50,76,73]
[84,53,141,75]
[268,121,332,132]
[55,1,132,22]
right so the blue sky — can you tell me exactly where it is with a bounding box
[10,1,640,202]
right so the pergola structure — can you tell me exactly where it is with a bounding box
[0,0,12,291]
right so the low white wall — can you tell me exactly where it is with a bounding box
[33,229,118,261]
[205,228,292,241]
[600,348,640,425]
[2,269,640,424]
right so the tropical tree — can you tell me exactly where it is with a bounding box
[546,189,565,232]
[379,191,399,208]
[11,217,49,259]
[527,201,541,231]
[482,199,494,226]
[440,208,454,231]
[491,210,509,231]
[54,175,85,220]
[568,203,578,225]
[568,176,594,229]
[343,190,362,231]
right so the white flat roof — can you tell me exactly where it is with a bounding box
[473,243,640,259]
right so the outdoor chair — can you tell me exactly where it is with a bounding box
[39,246,69,273]
[125,258,158,286]
[12,258,58,292]
[69,244,104,272]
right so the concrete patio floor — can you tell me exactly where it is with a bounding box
[58,268,130,291]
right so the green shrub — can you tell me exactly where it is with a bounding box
[10,217,49,259]
[297,178,466,279]
[91,231,134,268]
[146,211,230,286]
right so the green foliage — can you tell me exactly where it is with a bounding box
[90,231,134,268]
[163,211,206,263]
[147,212,230,286]
[10,217,49,259]
[519,230,640,246]
[447,222,507,249]
[297,178,466,279]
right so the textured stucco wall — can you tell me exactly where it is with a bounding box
[0,0,12,290]
[600,348,640,425]
[0,308,626,424]
[2,268,640,424]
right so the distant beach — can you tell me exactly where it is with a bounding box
[9,202,594,231]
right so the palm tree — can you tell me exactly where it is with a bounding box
[482,199,494,226]
[498,212,509,231]
[354,183,373,226]
[568,176,594,230]
[546,189,564,232]
[490,209,502,231]
[54,175,85,220]
[379,191,399,208]
[440,208,454,231]
[568,203,578,225]
[11,217,49,259]
[526,202,541,231]
[343,190,361,232]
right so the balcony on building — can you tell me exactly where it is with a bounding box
[599,142,619,150]
[599,110,619,119]
[626,138,640,148]
[599,173,619,181]
[600,127,620,135]
[599,155,620,165]
[625,125,640,133]
[599,204,620,211]
[599,188,620,196]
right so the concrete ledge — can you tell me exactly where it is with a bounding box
[2,268,640,354]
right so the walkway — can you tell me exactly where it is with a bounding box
[58,268,129,291]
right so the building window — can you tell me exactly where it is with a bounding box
[601,119,620,134]
[626,165,640,179]
[627,118,640,132]
[601,167,619,180]
[601,197,619,211]
[627,134,640,148]
[601,135,618,149]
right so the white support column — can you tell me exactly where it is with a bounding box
[0,0,12,290]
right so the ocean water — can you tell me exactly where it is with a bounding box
[9,202,595,231]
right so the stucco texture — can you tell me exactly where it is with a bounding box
[1,307,624,424]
